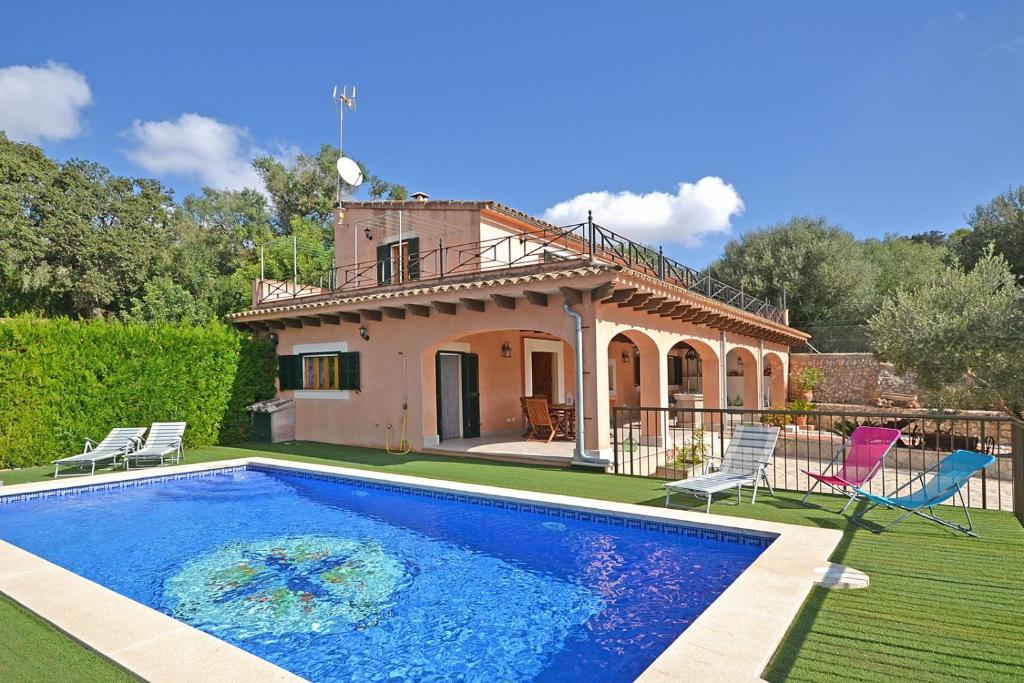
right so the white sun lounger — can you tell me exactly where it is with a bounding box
[124,422,187,470]
[52,427,147,478]
[664,424,781,513]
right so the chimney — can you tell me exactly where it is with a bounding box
[410,191,430,202]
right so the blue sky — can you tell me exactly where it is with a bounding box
[2,1,1023,267]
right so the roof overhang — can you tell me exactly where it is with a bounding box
[229,257,807,345]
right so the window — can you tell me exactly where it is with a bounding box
[278,352,360,391]
[377,238,420,285]
[390,242,410,283]
[303,354,339,390]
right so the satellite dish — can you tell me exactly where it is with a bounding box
[336,157,364,186]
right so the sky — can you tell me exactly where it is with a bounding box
[2,1,1023,267]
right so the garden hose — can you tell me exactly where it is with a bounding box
[387,404,412,455]
[387,351,412,455]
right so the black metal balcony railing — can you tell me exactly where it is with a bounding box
[257,217,786,324]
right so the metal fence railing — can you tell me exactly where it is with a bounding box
[791,321,872,353]
[612,406,1022,518]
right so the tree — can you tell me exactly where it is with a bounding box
[953,186,1024,276]
[868,251,1024,417]
[908,230,948,247]
[0,134,175,318]
[707,216,876,323]
[861,235,949,303]
[252,144,407,234]
[0,132,59,314]
[122,276,212,325]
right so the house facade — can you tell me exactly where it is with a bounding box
[230,199,808,465]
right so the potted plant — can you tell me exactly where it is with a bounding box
[672,426,709,476]
[760,405,793,428]
[791,367,824,403]
[789,399,813,429]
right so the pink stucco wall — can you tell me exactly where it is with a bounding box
[270,291,790,458]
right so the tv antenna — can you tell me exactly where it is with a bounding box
[332,86,362,200]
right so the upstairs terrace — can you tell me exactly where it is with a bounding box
[252,200,788,325]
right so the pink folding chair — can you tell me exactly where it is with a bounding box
[801,426,902,513]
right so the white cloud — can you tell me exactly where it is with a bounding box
[0,62,93,143]
[125,113,264,191]
[542,177,744,246]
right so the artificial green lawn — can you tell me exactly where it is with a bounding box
[2,441,1023,682]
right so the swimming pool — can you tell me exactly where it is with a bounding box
[0,464,772,682]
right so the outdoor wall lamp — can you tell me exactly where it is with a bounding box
[500,341,512,358]
[358,324,370,341]
[764,366,772,376]
[622,350,631,363]
[363,226,373,240]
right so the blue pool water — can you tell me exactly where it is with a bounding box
[0,467,770,682]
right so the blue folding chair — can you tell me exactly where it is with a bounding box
[849,450,995,537]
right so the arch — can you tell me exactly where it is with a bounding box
[606,329,663,408]
[665,337,721,411]
[725,346,758,409]
[763,351,787,408]
[606,328,666,447]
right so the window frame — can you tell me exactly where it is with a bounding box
[302,353,340,391]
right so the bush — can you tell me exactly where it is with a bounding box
[760,406,793,427]
[0,317,276,469]
[673,426,710,469]
[789,399,814,412]
[791,367,825,392]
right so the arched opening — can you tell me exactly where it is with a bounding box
[607,330,663,411]
[666,338,720,411]
[667,341,704,394]
[607,329,666,473]
[725,347,758,408]
[763,352,787,408]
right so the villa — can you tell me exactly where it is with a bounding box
[230,197,809,464]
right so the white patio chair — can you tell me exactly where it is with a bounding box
[664,424,780,513]
[124,422,187,470]
[52,427,148,478]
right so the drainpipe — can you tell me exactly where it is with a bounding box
[719,329,728,410]
[758,338,765,408]
[563,303,586,461]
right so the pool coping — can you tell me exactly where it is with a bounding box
[0,457,845,682]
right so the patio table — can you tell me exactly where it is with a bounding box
[550,404,576,439]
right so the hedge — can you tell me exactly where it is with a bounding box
[0,317,276,469]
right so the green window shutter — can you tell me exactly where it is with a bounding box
[407,237,420,280]
[376,244,391,284]
[460,352,480,438]
[338,351,360,391]
[278,355,302,390]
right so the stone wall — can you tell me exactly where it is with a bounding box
[790,353,918,406]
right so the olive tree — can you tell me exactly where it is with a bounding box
[868,251,1024,418]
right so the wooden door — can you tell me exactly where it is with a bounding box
[531,352,554,402]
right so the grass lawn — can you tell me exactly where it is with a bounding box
[2,441,1023,681]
